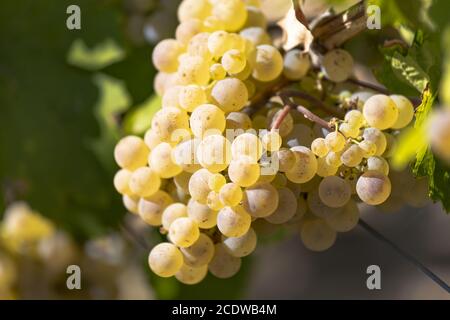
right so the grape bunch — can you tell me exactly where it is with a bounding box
[113,0,429,284]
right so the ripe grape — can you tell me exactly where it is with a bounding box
[138,191,173,226]
[363,94,399,130]
[210,63,227,80]
[344,110,364,127]
[262,131,282,152]
[311,138,329,158]
[242,183,279,218]
[240,27,270,46]
[177,55,210,85]
[148,243,183,277]
[172,138,202,173]
[274,148,296,172]
[228,157,260,187]
[113,169,133,196]
[231,132,263,162]
[178,85,207,112]
[226,112,252,130]
[169,217,200,247]
[149,143,182,178]
[265,188,297,224]
[188,168,213,204]
[208,173,227,192]
[252,45,283,82]
[197,134,231,173]
[212,0,247,32]
[181,233,215,267]
[211,78,249,112]
[341,144,364,167]
[152,39,185,73]
[122,195,139,214]
[318,176,352,208]
[222,228,257,257]
[366,156,389,176]
[363,127,387,156]
[300,218,337,252]
[208,243,241,278]
[222,49,247,74]
[325,131,346,152]
[390,95,414,129]
[307,190,342,219]
[283,49,311,80]
[151,107,189,143]
[219,183,243,207]
[190,104,226,138]
[114,136,149,170]
[316,157,338,177]
[178,0,211,22]
[356,171,392,205]
[321,49,353,83]
[162,203,188,230]
[285,146,318,184]
[187,198,218,229]
[176,19,203,44]
[428,109,450,162]
[285,123,315,147]
[325,199,359,232]
[129,167,161,197]
[175,264,208,285]
[217,206,252,238]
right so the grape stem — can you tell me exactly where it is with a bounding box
[346,78,422,107]
[247,77,292,116]
[278,92,334,130]
[359,219,450,294]
[280,89,345,118]
[292,0,310,30]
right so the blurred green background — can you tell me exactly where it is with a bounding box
[0,0,449,299]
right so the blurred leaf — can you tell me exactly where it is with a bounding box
[439,27,450,105]
[103,47,156,105]
[0,0,127,239]
[67,38,125,71]
[89,73,132,173]
[123,95,161,135]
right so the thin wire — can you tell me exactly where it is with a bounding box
[358,218,450,293]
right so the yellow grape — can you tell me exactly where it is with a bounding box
[148,243,183,277]
[114,136,149,170]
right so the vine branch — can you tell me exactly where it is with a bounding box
[278,92,333,130]
[292,0,310,30]
[281,89,345,118]
[359,219,450,294]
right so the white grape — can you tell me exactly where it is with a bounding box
[208,243,241,279]
[283,49,311,80]
[162,203,188,230]
[318,176,352,208]
[187,198,218,229]
[242,183,279,218]
[363,94,399,130]
[356,171,392,205]
[148,242,183,277]
[217,206,251,238]
[300,218,337,252]
[321,49,353,83]
[222,228,257,257]
[169,217,200,248]
[114,136,149,170]
[285,146,318,184]
[265,188,297,224]
[138,191,173,226]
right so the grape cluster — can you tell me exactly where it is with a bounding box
[113,0,429,284]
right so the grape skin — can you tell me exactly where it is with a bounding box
[300,218,337,252]
[211,78,249,112]
[265,188,297,224]
[138,191,173,226]
[196,134,231,173]
[283,49,311,80]
[390,95,414,129]
[363,128,387,156]
[114,136,149,170]
[152,39,185,73]
[169,217,200,248]
[356,171,392,205]
[285,146,318,184]
[222,228,257,257]
[175,264,208,285]
[228,157,260,187]
[181,233,215,267]
[148,243,183,277]
[363,95,399,130]
[129,167,161,197]
[307,190,342,219]
[208,243,242,279]
[321,49,353,83]
[162,203,188,230]
[217,206,252,238]
[252,45,283,82]
[219,183,243,207]
[187,198,218,229]
[325,199,359,232]
[188,169,213,204]
[242,183,279,218]
[318,176,352,208]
